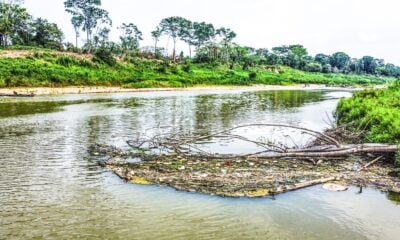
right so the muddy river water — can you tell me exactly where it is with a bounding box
[1,89,399,239]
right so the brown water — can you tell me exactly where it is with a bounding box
[0,89,399,240]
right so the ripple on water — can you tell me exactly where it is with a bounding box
[1,89,399,240]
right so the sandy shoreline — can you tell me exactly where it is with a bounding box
[0,84,367,96]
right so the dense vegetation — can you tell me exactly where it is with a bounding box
[336,81,400,144]
[0,49,394,87]
[1,0,400,87]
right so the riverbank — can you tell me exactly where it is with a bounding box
[0,84,368,96]
[336,81,400,144]
[0,49,395,89]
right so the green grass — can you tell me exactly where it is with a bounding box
[0,48,395,88]
[336,81,400,144]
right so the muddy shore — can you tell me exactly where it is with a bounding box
[0,84,367,96]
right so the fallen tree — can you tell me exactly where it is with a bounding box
[91,123,400,197]
[125,124,398,161]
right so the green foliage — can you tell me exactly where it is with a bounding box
[336,82,400,144]
[249,71,257,80]
[93,47,116,66]
[30,18,64,49]
[331,52,350,71]
[55,56,77,66]
[3,2,400,79]
[0,1,30,46]
[0,49,395,89]
[304,62,322,72]
[119,23,142,56]
[181,63,191,73]
[395,147,400,176]
[0,2,64,49]
[64,0,111,52]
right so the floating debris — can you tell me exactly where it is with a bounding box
[89,123,400,198]
[322,183,348,192]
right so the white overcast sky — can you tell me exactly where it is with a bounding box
[23,0,400,64]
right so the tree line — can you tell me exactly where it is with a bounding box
[0,0,63,49]
[1,0,399,77]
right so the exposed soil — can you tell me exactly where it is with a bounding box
[0,84,362,96]
[0,49,92,60]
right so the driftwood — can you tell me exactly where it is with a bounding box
[93,123,400,197]
[359,156,384,171]
[252,144,396,159]
[126,124,398,162]
[275,177,337,194]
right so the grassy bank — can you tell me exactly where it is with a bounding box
[0,49,395,88]
[336,81,400,144]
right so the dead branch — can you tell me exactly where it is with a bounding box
[190,124,341,147]
[359,156,384,171]
[122,124,397,162]
[274,177,337,194]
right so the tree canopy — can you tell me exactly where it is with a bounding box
[1,0,399,78]
[64,0,111,52]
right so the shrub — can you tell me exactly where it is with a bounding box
[182,64,191,73]
[157,61,169,73]
[56,56,76,66]
[170,65,179,74]
[305,62,323,72]
[396,147,400,176]
[249,71,257,80]
[93,48,116,66]
[336,87,400,144]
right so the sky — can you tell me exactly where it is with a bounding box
[23,0,400,65]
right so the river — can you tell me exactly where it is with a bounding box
[1,89,399,239]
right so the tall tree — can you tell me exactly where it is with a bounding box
[289,45,307,58]
[215,27,236,63]
[31,18,63,49]
[178,18,194,58]
[360,56,377,74]
[215,27,236,43]
[159,16,185,60]
[64,0,111,52]
[71,15,83,48]
[93,26,109,48]
[192,22,215,49]
[272,46,290,65]
[0,0,29,46]
[315,53,331,65]
[119,23,142,56]
[151,26,162,55]
[330,52,350,72]
[288,45,308,69]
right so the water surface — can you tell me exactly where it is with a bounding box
[1,89,399,240]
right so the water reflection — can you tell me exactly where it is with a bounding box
[387,191,400,205]
[1,89,399,240]
[0,98,115,118]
